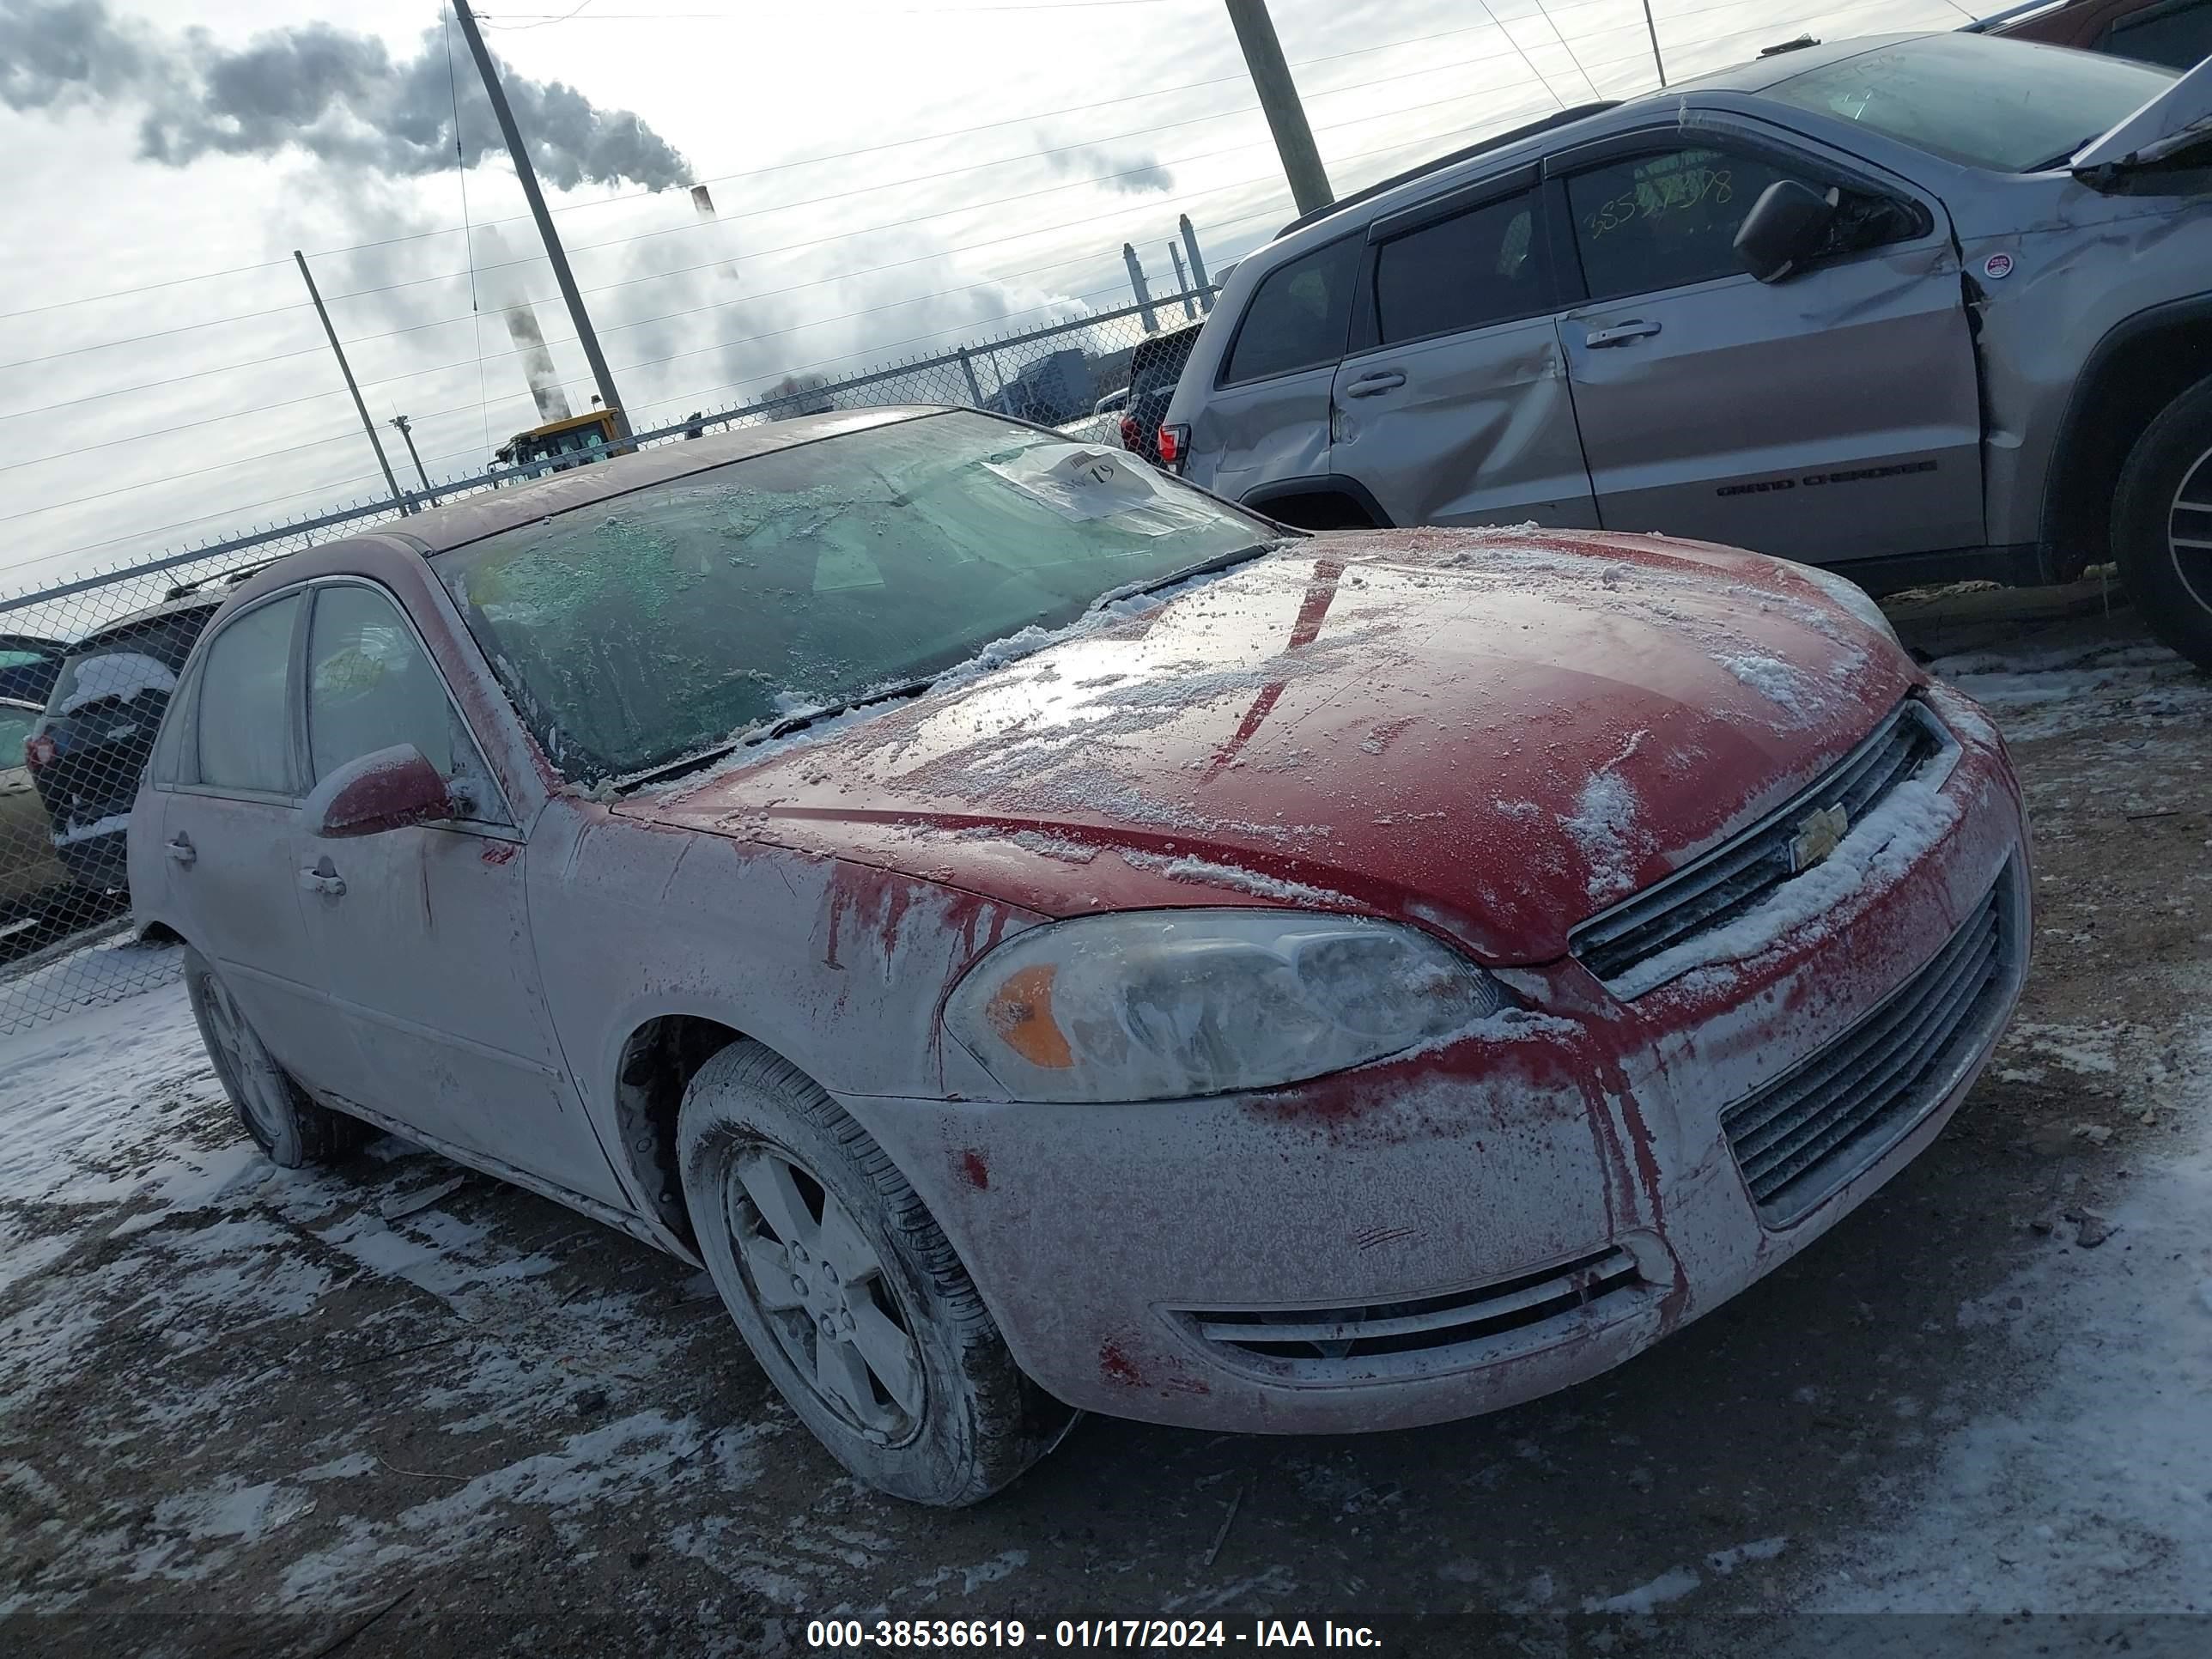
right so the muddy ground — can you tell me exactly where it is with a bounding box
[3,599,2209,1658]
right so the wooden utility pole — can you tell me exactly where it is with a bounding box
[1223,0,1333,216]
[451,0,631,440]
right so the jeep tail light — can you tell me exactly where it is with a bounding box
[25,733,55,769]
[1120,415,1139,451]
[1159,422,1189,473]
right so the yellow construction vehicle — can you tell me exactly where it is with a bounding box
[494,408,630,477]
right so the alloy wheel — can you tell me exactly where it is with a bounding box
[202,975,289,1146]
[722,1148,926,1443]
[2169,443,2212,615]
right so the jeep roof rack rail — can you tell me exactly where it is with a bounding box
[1273,101,1619,241]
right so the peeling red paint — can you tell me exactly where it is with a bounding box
[480,842,518,866]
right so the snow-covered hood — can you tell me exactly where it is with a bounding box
[621,527,1920,963]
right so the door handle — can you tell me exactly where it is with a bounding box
[1341,370,1407,398]
[166,835,196,866]
[298,866,347,898]
[1584,319,1662,348]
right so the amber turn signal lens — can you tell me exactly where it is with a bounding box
[983,963,1075,1069]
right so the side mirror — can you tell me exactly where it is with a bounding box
[1734,179,1841,283]
[305,744,454,839]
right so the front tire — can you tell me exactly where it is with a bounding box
[183,948,364,1169]
[2113,378,2212,673]
[678,1041,1072,1506]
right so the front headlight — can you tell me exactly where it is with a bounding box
[1792,562,1900,647]
[943,909,1509,1103]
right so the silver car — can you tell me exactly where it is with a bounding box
[1159,32,2212,669]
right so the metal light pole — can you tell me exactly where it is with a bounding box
[1169,242,1195,321]
[295,251,409,514]
[1223,0,1333,216]
[451,0,631,439]
[389,414,439,505]
[1642,0,1668,87]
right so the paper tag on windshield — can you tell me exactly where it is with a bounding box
[989,447,1164,521]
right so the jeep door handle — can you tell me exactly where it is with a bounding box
[165,835,196,866]
[1341,370,1407,398]
[298,867,346,898]
[1584,319,1662,348]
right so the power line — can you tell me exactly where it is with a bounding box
[0,13,1550,326]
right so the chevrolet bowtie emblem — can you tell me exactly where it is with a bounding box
[1790,804,1850,874]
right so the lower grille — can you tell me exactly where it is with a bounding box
[1176,1245,1649,1384]
[1722,862,2021,1225]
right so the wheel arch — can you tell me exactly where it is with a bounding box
[611,1012,750,1253]
[2040,298,2212,579]
[1241,472,1392,531]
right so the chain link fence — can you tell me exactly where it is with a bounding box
[0,289,1215,1035]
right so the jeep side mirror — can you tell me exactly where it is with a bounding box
[305,744,454,839]
[1734,180,1841,283]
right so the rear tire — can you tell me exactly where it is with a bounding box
[184,948,364,1169]
[2112,377,2212,673]
[678,1041,1073,1506]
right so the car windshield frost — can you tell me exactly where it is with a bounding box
[1761,33,2177,172]
[436,410,1279,786]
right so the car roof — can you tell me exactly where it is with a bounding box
[68,590,226,651]
[1256,33,1931,260]
[380,404,936,561]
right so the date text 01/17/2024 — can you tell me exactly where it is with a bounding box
[804,1620,1384,1650]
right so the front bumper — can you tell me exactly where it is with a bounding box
[842,682,2030,1433]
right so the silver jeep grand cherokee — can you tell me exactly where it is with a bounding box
[1159,32,2212,669]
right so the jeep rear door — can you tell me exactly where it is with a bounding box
[1182,234,1359,508]
[1326,168,1600,530]
[1548,127,1984,567]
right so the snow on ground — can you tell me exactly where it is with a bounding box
[0,605,2209,1655]
[1807,975,2212,1615]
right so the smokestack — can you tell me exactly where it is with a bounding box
[1169,241,1194,322]
[690,182,740,281]
[1181,215,1212,314]
[1123,242,1158,335]
[503,303,574,424]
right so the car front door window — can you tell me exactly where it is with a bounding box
[305,583,500,822]
[1566,147,1814,301]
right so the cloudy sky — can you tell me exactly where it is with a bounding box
[0,0,1987,598]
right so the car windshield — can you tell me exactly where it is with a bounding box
[1761,33,2177,171]
[435,410,1279,786]
[49,614,206,717]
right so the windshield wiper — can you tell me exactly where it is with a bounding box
[1089,538,1285,612]
[739,678,937,746]
[609,678,939,794]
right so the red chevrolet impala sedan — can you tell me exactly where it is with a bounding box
[129,408,2028,1504]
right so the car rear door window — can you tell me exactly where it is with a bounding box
[2105,0,2212,70]
[1221,236,1361,386]
[1374,190,1544,344]
[306,584,496,817]
[195,594,301,797]
[1566,148,1813,301]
